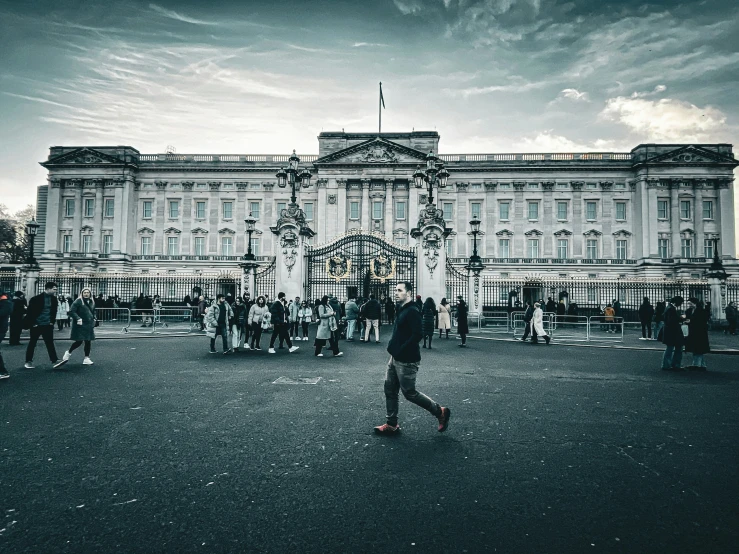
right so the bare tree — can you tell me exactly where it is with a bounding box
[0,203,35,263]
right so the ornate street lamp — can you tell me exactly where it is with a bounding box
[465,216,484,274]
[276,150,312,205]
[24,218,40,267]
[705,238,729,283]
[413,150,450,206]
[243,213,257,262]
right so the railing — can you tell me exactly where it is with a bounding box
[587,316,625,342]
[137,154,320,163]
[438,152,632,162]
[448,257,639,265]
[91,308,131,333]
[481,312,623,343]
[125,306,196,334]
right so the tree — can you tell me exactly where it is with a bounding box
[0,203,35,263]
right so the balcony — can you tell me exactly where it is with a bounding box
[448,257,639,265]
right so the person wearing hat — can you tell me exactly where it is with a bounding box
[661,296,686,371]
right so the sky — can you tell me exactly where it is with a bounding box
[1,0,738,222]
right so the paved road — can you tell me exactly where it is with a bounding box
[1,333,737,553]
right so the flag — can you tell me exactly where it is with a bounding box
[380,82,385,109]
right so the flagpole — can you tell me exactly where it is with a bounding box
[379,82,382,134]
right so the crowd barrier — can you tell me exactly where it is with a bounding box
[550,315,590,342]
[125,306,196,334]
[488,312,624,343]
[92,308,131,333]
[586,316,624,343]
[478,311,510,333]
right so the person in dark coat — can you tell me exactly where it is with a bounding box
[23,282,66,369]
[638,297,655,340]
[362,294,382,343]
[660,296,686,371]
[545,297,557,314]
[456,296,469,347]
[725,301,737,336]
[685,297,710,371]
[654,301,666,340]
[268,292,298,354]
[384,296,395,325]
[0,290,11,378]
[421,297,437,349]
[9,291,26,345]
[520,301,536,342]
[63,288,97,365]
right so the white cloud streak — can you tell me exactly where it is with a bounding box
[148,3,219,26]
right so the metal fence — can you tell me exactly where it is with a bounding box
[727,279,739,307]
[254,259,276,300]
[0,271,22,294]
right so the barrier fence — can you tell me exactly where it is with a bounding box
[490,312,624,343]
[125,306,195,334]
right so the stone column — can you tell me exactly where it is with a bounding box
[73,182,83,251]
[709,277,726,322]
[271,205,310,300]
[45,178,62,253]
[644,179,658,258]
[541,181,555,256]
[240,261,258,297]
[361,179,370,231]
[467,271,481,323]
[384,178,394,240]
[570,181,584,257]
[694,180,704,258]
[182,181,195,254]
[21,266,41,297]
[412,204,449,304]
[718,178,736,260]
[92,180,104,253]
[512,181,526,256]
[484,182,497,256]
[670,181,681,258]
[317,179,329,243]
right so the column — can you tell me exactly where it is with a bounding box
[413,206,448,304]
[670,181,680,258]
[571,182,584,257]
[92,181,104,253]
[643,180,658,258]
[45,178,62,252]
[693,181,704,259]
[317,179,329,243]
[182,182,194,254]
[718,179,736,259]
[408,181,420,229]
[73,183,83,251]
[118,177,134,257]
[336,179,347,236]
[512,181,525,256]
[361,179,370,231]
[384,178,394,240]
[484,182,497,256]
[208,181,220,255]
[541,181,554,256]
[467,271,481,321]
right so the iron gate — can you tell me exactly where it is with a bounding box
[254,258,276,300]
[304,231,416,303]
[445,260,468,304]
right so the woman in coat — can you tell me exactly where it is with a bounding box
[314,295,341,357]
[297,300,313,341]
[231,296,248,351]
[531,301,551,345]
[9,292,26,345]
[63,288,96,365]
[57,295,69,332]
[456,297,469,347]
[437,298,451,339]
[421,297,437,349]
[685,297,710,371]
[248,295,268,351]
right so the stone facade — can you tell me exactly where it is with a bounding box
[38,132,737,278]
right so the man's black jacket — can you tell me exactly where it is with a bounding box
[23,292,58,328]
[523,306,534,322]
[362,299,382,320]
[387,301,422,363]
[270,300,287,324]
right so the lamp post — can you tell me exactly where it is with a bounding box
[243,213,257,262]
[465,216,484,274]
[413,151,450,206]
[276,150,312,206]
[465,216,485,320]
[704,238,730,323]
[24,218,40,268]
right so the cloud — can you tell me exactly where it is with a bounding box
[352,42,389,48]
[443,77,547,97]
[558,88,589,102]
[148,3,219,26]
[600,96,728,142]
[392,0,424,15]
[519,131,626,152]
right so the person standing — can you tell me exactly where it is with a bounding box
[57,296,70,332]
[9,291,26,345]
[231,296,248,351]
[638,297,655,340]
[685,297,710,371]
[661,296,685,371]
[363,294,382,344]
[23,282,67,369]
[242,292,254,346]
[374,281,450,435]
[205,294,233,354]
[298,300,312,341]
[344,296,359,341]
[268,292,299,354]
[421,297,437,349]
[62,288,97,365]
[385,296,395,325]
[456,297,469,347]
[288,296,301,341]
[603,304,616,333]
[0,291,11,379]
[314,295,342,357]
[437,298,451,339]
[654,301,666,341]
[248,295,268,350]
[531,301,551,345]
[725,301,737,336]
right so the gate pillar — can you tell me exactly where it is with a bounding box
[411,204,451,302]
[271,203,314,300]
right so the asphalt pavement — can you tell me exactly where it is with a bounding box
[1,330,737,553]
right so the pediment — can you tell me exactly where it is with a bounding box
[45,147,123,166]
[524,229,543,237]
[191,227,209,234]
[163,227,181,234]
[218,227,235,235]
[583,229,603,237]
[496,228,514,236]
[138,227,155,234]
[645,145,736,165]
[314,137,429,165]
[612,229,632,237]
[553,229,572,237]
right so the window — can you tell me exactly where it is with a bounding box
[167,236,179,255]
[557,239,568,258]
[222,202,233,219]
[586,239,598,259]
[249,202,260,219]
[616,240,627,260]
[349,201,359,220]
[276,202,287,216]
[587,183,597,189]
[143,201,153,219]
[499,183,511,190]
[557,202,567,220]
[680,200,691,219]
[103,235,112,254]
[304,202,314,221]
[556,183,568,189]
[169,201,179,219]
[470,183,482,190]
[249,183,260,190]
[373,201,383,220]
[527,239,539,258]
[84,198,94,217]
[395,201,406,220]
[221,236,233,256]
[658,239,669,258]
[702,200,713,220]
[82,235,91,254]
[442,202,453,221]
[499,202,510,220]
[445,238,454,256]
[704,239,714,259]
[471,202,481,219]
[250,237,260,256]
[586,201,597,220]
[527,201,538,220]
[658,200,669,219]
[104,198,114,217]
[222,183,234,189]
[195,201,206,219]
[616,202,626,221]
[141,236,151,255]
[65,199,75,217]
[527,183,538,190]
[681,238,692,258]
[194,236,205,256]
[499,239,510,258]
[615,182,626,189]
[395,236,407,245]
[62,234,72,252]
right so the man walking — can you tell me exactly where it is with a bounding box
[363,293,382,343]
[520,301,535,342]
[289,296,301,340]
[268,292,299,354]
[374,281,450,435]
[344,296,359,340]
[23,282,67,369]
[205,294,233,354]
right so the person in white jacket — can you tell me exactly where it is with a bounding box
[297,301,312,341]
[247,295,269,351]
[531,302,551,345]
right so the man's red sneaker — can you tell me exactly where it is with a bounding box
[374,423,400,435]
[437,407,451,432]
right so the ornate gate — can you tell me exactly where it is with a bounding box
[254,258,276,299]
[304,230,416,302]
[445,259,468,304]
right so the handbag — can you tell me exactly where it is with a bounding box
[681,323,689,337]
[329,317,338,332]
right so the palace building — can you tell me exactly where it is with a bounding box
[36,131,737,279]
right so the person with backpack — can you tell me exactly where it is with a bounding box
[638,297,655,340]
[268,292,299,354]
